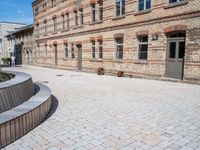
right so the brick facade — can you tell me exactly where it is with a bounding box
[22,0,200,82]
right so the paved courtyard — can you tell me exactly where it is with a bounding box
[2,65,200,150]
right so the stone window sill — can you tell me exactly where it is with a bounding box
[52,32,57,35]
[112,15,126,20]
[134,9,151,16]
[63,58,69,61]
[164,1,188,9]
[89,22,96,25]
[96,20,103,24]
[43,34,47,36]
[135,60,148,64]
[114,59,123,63]
[89,59,103,62]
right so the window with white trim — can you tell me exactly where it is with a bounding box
[74,11,78,28]
[98,0,103,21]
[80,9,84,26]
[91,41,95,59]
[66,13,70,30]
[98,40,103,59]
[169,0,185,4]
[44,21,47,35]
[53,17,57,33]
[115,0,125,16]
[91,3,96,22]
[71,43,75,58]
[62,15,65,31]
[138,0,151,11]
[64,43,68,58]
[115,38,123,59]
[138,36,148,60]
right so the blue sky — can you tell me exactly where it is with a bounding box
[0,0,34,24]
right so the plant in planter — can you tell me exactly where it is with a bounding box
[97,67,105,75]
[1,57,11,65]
[117,71,124,77]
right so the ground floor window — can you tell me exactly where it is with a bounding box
[138,36,148,60]
[98,40,103,59]
[71,43,75,58]
[115,38,123,59]
[91,41,95,59]
[64,44,68,58]
[169,0,185,4]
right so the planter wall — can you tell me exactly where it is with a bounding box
[0,72,34,113]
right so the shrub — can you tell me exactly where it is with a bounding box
[1,57,11,64]
[0,72,11,82]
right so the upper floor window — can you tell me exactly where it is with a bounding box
[44,21,47,35]
[79,9,84,26]
[115,0,125,16]
[98,0,103,21]
[169,0,185,4]
[138,36,148,60]
[52,0,56,7]
[36,23,39,36]
[53,17,57,33]
[138,0,151,11]
[66,13,70,30]
[62,15,65,31]
[115,37,123,59]
[35,8,39,16]
[74,10,78,28]
[43,2,47,11]
[91,3,96,22]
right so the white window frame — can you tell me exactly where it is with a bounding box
[91,3,96,22]
[66,13,70,30]
[74,11,78,28]
[138,0,151,11]
[91,41,95,59]
[115,38,123,59]
[115,0,125,17]
[79,9,84,26]
[53,17,57,33]
[64,44,68,58]
[137,36,148,60]
[168,0,185,4]
[98,40,103,59]
[44,21,47,35]
[62,15,65,31]
[98,1,103,21]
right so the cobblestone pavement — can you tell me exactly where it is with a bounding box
[2,65,200,150]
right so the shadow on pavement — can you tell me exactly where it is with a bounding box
[42,95,59,123]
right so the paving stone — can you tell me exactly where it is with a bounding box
[2,65,200,150]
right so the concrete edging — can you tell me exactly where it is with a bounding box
[0,83,52,149]
[0,72,35,113]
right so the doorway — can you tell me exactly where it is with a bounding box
[77,44,82,71]
[54,44,58,67]
[165,32,186,79]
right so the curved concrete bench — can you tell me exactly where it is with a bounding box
[0,72,34,113]
[0,83,52,149]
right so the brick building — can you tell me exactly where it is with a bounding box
[30,0,200,81]
[0,22,25,63]
[7,25,35,65]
